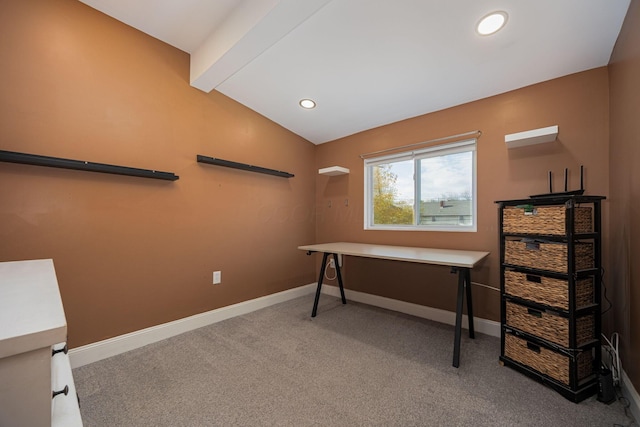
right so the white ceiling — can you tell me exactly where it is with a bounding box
[79,0,630,144]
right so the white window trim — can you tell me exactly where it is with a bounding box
[364,139,477,232]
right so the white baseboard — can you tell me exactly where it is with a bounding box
[621,369,640,423]
[69,283,317,368]
[68,282,501,368]
[320,284,501,338]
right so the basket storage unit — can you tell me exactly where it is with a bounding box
[505,301,595,347]
[504,270,594,310]
[502,205,593,235]
[504,332,594,386]
[496,195,604,402]
[504,240,594,273]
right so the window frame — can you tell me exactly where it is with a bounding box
[363,138,477,232]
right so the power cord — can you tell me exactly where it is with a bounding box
[324,259,337,281]
[613,388,638,427]
[602,332,621,386]
[601,267,613,316]
[602,333,638,427]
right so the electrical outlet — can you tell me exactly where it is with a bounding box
[328,259,335,268]
[213,271,221,284]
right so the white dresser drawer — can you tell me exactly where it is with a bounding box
[51,344,83,427]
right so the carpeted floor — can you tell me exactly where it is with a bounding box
[73,294,634,426]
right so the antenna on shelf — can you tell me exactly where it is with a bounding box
[531,165,585,198]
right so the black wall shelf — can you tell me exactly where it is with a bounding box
[0,150,179,181]
[197,155,294,178]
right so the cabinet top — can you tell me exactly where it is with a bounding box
[0,259,67,359]
[495,195,605,205]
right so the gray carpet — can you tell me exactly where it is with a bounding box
[74,294,634,426]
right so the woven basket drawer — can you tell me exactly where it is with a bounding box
[503,206,592,236]
[504,240,593,273]
[504,270,594,310]
[505,301,595,347]
[504,333,593,385]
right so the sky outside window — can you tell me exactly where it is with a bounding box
[388,151,472,202]
[420,151,472,201]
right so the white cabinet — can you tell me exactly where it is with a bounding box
[0,259,82,427]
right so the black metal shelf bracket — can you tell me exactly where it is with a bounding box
[197,155,294,178]
[0,150,179,181]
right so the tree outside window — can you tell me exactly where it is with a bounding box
[372,164,413,225]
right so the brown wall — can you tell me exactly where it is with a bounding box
[315,68,610,326]
[609,0,640,395]
[0,0,316,348]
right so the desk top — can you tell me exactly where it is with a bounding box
[298,242,489,268]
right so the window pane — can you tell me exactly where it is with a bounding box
[419,151,472,226]
[364,138,476,231]
[372,160,414,225]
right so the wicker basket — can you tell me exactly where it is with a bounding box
[504,270,594,310]
[505,301,595,347]
[504,333,593,385]
[503,206,593,236]
[504,240,593,273]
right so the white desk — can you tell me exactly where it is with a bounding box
[298,242,490,368]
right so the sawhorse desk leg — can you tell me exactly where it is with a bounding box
[452,267,474,368]
[311,252,346,317]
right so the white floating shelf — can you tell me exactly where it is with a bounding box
[505,125,558,149]
[319,166,349,176]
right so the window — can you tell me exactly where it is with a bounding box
[364,139,477,232]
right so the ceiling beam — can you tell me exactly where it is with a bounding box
[190,0,332,93]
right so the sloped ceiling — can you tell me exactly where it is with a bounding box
[79,0,631,144]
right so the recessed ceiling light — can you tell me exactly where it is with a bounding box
[299,99,316,109]
[476,11,508,36]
